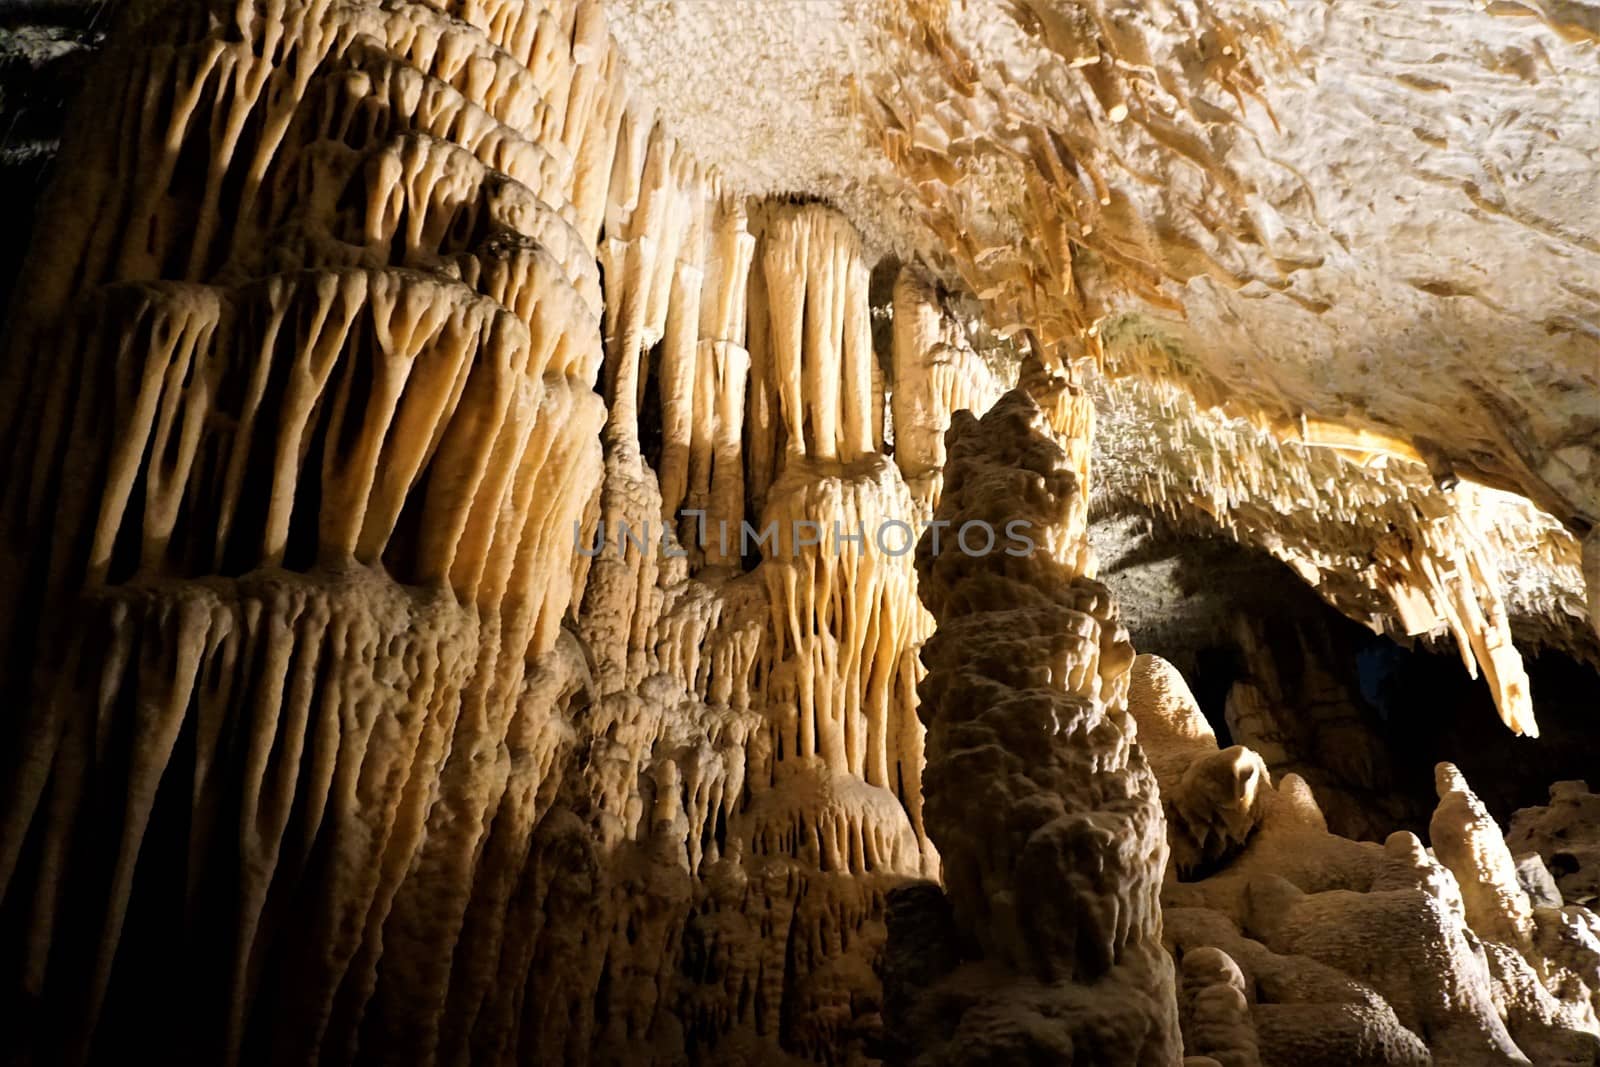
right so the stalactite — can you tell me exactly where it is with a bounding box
[888,264,1004,513]
[0,1,945,1061]
[1095,366,1572,737]
[2,3,1594,1066]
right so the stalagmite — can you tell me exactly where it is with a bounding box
[1179,947,1261,1067]
[1146,665,1600,1065]
[1432,763,1538,954]
[882,387,1180,1064]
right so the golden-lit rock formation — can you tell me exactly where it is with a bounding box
[1093,366,1580,737]
[846,0,1599,578]
[0,3,1026,1062]
[0,1,1596,1066]
[611,0,1599,726]
[0,1,618,1060]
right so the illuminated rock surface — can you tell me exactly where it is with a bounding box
[0,1,1595,1065]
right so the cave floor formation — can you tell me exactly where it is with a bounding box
[0,1,1597,1065]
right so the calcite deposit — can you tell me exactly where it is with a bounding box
[883,385,1180,1064]
[0,1,1595,1066]
[615,0,1600,727]
[1510,782,1600,910]
[1142,664,1600,1067]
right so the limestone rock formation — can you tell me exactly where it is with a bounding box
[0,3,979,1062]
[1129,655,1269,872]
[1510,782,1600,910]
[0,1,1595,1066]
[881,387,1180,1064]
[613,0,1600,729]
[1142,660,1600,1066]
[1220,615,1414,842]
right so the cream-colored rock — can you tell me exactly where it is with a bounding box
[1160,725,1600,1064]
[1432,762,1537,955]
[1179,947,1261,1067]
[1127,655,1268,877]
[2,1,1597,1065]
[0,3,941,1063]
[610,0,1597,721]
[1129,654,1219,783]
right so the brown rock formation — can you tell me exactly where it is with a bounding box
[881,386,1179,1064]
[0,3,974,1062]
[0,2,1595,1066]
[1147,663,1600,1064]
[1510,782,1600,910]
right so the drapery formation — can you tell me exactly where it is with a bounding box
[0,2,1008,1063]
[1,3,1596,1067]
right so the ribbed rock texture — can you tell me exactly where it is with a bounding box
[0,2,1596,1067]
[0,2,1005,1063]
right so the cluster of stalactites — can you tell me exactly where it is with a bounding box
[1370,512,1536,735]
[560,62,976,1065]
[14,0,623,326]
[739,209,946,869]
[577,114,739,690]
[1103,370,1554,737]
[0,0,621,662]
[745,203,882,518]
[599,196,999,871]
[889,264,1005,513]
[756,458,923,800]
[0,1,638,1063]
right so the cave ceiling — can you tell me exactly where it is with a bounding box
[609,0,1600,716]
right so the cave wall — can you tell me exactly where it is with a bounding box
[0,2,1596,1066]
[0,1,109,312]
[0,1,1004,1061]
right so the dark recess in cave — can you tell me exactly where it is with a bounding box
[1188,645,1238,746]
[0,2,114,311]
[1094,509,1600,838]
